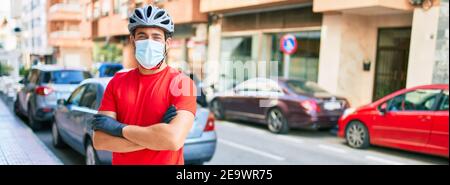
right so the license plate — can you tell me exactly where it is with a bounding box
[324,102,342,110]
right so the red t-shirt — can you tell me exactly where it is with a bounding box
[98,66,197,165]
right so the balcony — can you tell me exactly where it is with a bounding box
[80,20,97,39]
[48,3,82,21]
[50,31,81,39]
[313,0,415,15]
[96,14,129,38]
[159,0,208,24]
[48,31,92,47]
[200,0,311,13]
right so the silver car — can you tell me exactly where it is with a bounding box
[14,65,92,130]
[52,77,217,165]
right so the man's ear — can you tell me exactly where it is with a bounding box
[165,37,172,51]
[129,35,135,45]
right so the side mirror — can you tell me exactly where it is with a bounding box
[379,103,388,115]
[57,99,67,106]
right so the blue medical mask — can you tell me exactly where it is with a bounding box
[135,39,166,70]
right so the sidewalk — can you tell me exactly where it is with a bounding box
[0,99,62,165]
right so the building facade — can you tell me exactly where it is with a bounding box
[79,0,208,78]
[21,0,54,66]
[201,0,449,107]
[47,0,93,69]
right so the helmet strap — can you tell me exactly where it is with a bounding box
[150,45,168,70]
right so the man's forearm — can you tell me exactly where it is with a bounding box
[122,123,180,151]
[122,111,195,151]
[93,131,145,153]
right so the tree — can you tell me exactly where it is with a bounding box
[0,63,13,76]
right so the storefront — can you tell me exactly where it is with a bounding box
[215,5,323,91]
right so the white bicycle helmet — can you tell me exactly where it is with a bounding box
[128,5,174,37]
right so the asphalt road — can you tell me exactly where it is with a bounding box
[206,120,448,165]
[1,95,448,165]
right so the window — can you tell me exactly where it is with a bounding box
[220,36,255,90]
[93,0,100,19]
[68,85,87,106]
[101,0,110,16]
[40,70,91,84]
[286,80,328,95]
[255,79,281,93]
[387,89,442,112]
[221,36,253,62]
[235,79,281,93]
[79,84,98,109]
[114,0,128,15]
[271,31,321,82]
[438,90,449,111]
[85,3,93,20]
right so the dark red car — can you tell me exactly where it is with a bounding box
[210,78,349,134]
[338,84,449,158]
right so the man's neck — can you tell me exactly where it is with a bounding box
[138,63,168,75]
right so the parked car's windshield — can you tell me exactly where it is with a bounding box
[286,80,328,95]
[42,70,91,84]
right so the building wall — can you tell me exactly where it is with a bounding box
[57,47,92,69]
[432,0,449,84]
[21,0,53,57]
[200,0,311,13]
[318,13,412,107]
[407,6,441,87]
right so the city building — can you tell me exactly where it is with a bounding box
[80,0,208,78]
[47,0,93,69]
[21,0,54,66]
[201,0,449,107]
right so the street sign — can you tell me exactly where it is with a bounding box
[280,34,298,55]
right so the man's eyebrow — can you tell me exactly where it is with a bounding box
[151,33,163,37]
[136,32,147,36]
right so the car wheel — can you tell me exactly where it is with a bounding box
[345,121,370,149]
[85,140,100,165]
[267,108,289,134]
[14,96,22,116]
[27,105,41,131]
[211,100,225,120]
[52,121,66,148]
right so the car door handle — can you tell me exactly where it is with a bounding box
[419,115,431,122]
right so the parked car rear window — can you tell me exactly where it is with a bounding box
[42,70,91,84]
[286,80,328,95]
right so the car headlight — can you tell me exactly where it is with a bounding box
[341,108,356,120]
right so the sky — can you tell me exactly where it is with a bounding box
[0,1,11,19]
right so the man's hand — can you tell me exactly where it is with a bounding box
[92,114,127,138]
[93,105,177,138]
[162,105,177,123]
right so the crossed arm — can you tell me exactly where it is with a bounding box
[93,110,195,153]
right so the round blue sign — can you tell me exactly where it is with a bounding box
[280,34,298,55]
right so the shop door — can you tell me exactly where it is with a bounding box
[373,28,411,101]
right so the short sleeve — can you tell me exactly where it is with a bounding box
[169,74,197,116]
[98,77,117,113]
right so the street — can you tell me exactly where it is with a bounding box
[1,96,447,165]
[207,120,448,165]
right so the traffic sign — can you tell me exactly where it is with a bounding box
[280,34,298,55]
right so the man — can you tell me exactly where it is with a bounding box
[92,5,197,165]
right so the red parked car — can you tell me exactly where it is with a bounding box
[338,84,449,158]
